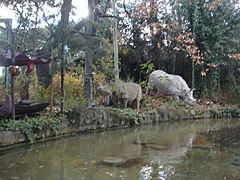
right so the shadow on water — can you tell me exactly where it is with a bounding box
[203,126,240,148]
[98,141,168,168]
[173,124,240,180]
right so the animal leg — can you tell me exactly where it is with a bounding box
[111,96,119,107]
[146,82,153,95]
[173,95,180,103]
[136,88,142,110]
[104,95,110,106]
[122,98,128,108]
[136,99,140,110]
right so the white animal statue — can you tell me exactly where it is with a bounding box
[147,70,196,106]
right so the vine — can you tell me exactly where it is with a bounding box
[0,114,66,143]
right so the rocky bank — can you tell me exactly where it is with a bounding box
[0,104,210,149]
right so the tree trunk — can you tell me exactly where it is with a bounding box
[52,0,72,49]
[36,64,51,87]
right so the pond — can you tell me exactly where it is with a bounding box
[0,118,239,179]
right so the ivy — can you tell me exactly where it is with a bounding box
[210,107,240,118]
[19,121,35,143]
[0,113,66,143]
[118,109,142,125]
[0,119,19,131]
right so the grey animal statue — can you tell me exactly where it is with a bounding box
[96,83,112,105]
[96,80,142,110]
[147,70,196,106]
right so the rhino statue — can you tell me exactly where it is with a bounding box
[147,70,196,106]
[96,81,142,110]
[96,83,112,105]
[111,81,142,110]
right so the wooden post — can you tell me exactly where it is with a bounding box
[5,19,15,119]
[10,32,15,120]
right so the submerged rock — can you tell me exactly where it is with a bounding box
[99,156,143,168]
[145,144,168,150]
[133,140,168,150]
[133,140,151,145]
[101,156,126,167]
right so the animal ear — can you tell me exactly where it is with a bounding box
[191,88,195,92]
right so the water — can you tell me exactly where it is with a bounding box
[0,118,239,180]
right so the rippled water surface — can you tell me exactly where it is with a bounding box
[0,118,240,179]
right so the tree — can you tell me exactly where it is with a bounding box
[175,0,240,98]
[0,0,63,87]
[119,0,174,82]
[1,0,72,112]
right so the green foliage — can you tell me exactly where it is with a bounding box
[29,83,51,103]
[94,38,115,79]
[128,0,237,99]
[0,119,18,131]
[0,114,65,143]
[140,61,155,89]
[1,0,239,108]
[120,108,142,125]
[180,0,240,97]
[93,73,109,85]
[140,61,155,77]
[210,107,240,118]
[10,67,50,102]
[53,72,85,109]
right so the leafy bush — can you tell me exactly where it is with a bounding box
[210,107,240,118]
[120,108,142,125]
[29,82,51,103]
[53,72,85,109]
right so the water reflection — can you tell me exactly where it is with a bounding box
[0,118,240,179]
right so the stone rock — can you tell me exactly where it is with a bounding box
[101,156,126,166]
